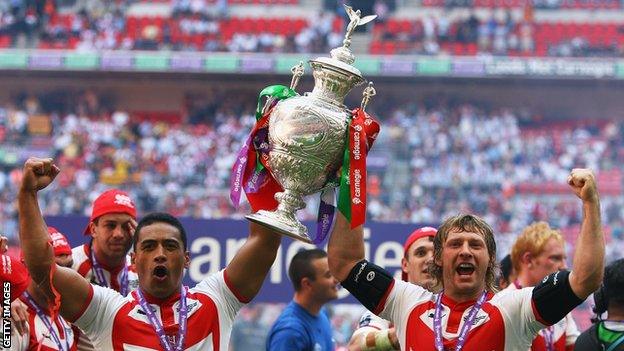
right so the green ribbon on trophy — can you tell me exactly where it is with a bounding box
[253,85,297,173]
[255,85,297,120]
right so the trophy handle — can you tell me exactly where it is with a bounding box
[290,61,305,91]
[261,61,305,116]
[361,81,376,111]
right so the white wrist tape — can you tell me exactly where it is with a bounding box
[359,329,396,351]
[374,329,395,350]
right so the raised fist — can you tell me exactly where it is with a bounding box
[567,168,599,203]
[20,157,60,193]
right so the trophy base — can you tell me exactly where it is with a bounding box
[246,210,312,244]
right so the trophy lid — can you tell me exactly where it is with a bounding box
[309,5,376,82]
[310,56,362,79]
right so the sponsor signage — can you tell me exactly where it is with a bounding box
[380,58,413,75]
[0,50,621,79]
[29,52,63,69]
[170,54,203,71]
[240,56,273,73]
[101,52,134,70]
[452,58,485,76]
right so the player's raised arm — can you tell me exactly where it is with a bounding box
[223,222,281,301]
[327,212,365,282]
[18,157,93,321]
[566,168,605,300]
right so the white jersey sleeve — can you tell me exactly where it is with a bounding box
[73,285,127,348]
[9,320,29,351]
[190,269,245,348]
[564,313,580,346]
[378,280,431,331]
[490,287,545,348]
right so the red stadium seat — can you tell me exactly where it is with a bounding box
[0,35,10,48]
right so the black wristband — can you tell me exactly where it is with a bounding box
[341,260,395,313]
[532,270,584,325]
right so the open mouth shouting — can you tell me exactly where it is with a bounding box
[456,262,476,277]
[153,265,169,282]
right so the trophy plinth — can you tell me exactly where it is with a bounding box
[246,211,311,243]
[247,189,311,243]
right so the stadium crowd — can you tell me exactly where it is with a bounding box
[1,0,624,57]
[0,89,622,262]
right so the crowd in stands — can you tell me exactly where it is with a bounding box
[0,88,623,263]
[371,10,624,57]
[1,0,624,57]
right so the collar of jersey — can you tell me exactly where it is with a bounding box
[135,287,183,306]
[440,291,493,312]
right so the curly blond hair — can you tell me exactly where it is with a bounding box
[510,221,564,274]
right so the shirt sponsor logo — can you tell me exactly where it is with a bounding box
[553,271,560,285]
[358,315,372,327]
[354,262,367,283]
[366,272,376,282]
[422,308,489,331]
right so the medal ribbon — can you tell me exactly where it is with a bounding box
[23,291,70,351]
[230,85,296,212]
[314,188,337,244]
[543,326,555,351]
[433,290,488,351]
[91,248,129,296]
[337,108,380,228]
[135,286,188,351]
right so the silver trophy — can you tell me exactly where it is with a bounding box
[245,6,377,243]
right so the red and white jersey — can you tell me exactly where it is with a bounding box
[72,269,246,350]
[11,297,78,351]
[504,283,579,351]
[71,244,139,292]
[378,280,547,351]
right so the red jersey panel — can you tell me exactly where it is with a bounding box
[11,297,77,351]
[380,280,547,351]
[73,270,243,350]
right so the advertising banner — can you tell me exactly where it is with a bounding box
[0,49,620,80]
[29,52,63,69]
[45,216,432,303]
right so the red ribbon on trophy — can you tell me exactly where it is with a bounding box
[338,107,380,228]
